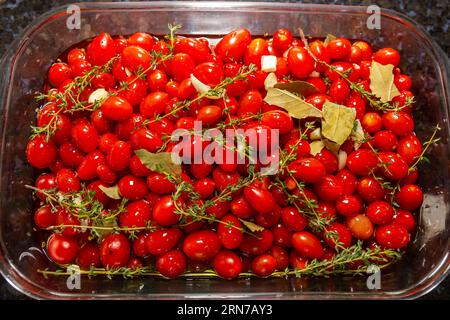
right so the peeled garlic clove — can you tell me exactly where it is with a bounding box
[338,150,347,171]
[261,55,277,72]
[88,88,109,104]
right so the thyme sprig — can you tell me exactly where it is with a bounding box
[37,241,401,278]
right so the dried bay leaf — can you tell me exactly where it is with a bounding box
[99,185,121,200]
[309,140,325,156]
[350,119,366,150]
[135,150,182,175]
[264,72,278,90]
[322,138,341,155]
[274,81,319,97]
[264,88,322,120]
[369,61,400,103]
[321,101,356,147]
[239,219,265,233]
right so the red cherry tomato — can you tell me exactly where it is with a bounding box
[182,230,221,262]
[218,214,244,249]
[215,28,252,63]
[156,250,187,278]
[47,234,79,264]
[87,33,116,66]
[376,223,409,249]
[287,47,314,79]
[213,250,243,279]
[291,231,323,259]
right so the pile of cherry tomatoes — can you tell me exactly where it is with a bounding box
[26,27,423,279]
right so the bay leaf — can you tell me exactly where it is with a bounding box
[264,72,278,90]
[99,185,121,200]
[309,140,325,156]
[321,101,356,146]
[135,149,182,175]
[323,33,336,46]
[264,88,322,120]
[350,119,365,150]
[274,81,319,97]
[239,219,265,233]
[322,138,340,155]
[369,61,400,103]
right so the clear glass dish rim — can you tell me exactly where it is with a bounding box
[0,1,449,300]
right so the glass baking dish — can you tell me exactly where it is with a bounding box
[0,1,449,300]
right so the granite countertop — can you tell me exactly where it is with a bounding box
[0,0,448,300]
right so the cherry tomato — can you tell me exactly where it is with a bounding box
[128,32,155,51]
[106,140,132,172]
[347,214,374,240]
[58,142,84,169]
[215,28,252,63]
[366,201,395,225]
[174,37,210,64]
[323,222,352,249]
[357,177,386,203]
[77,243,101,269]
[239,230,273,255]
[272,29,293,53]
[34,205,56,229]
[397,135,422,165]
[122,45,152,72]
[47,233,79,264]
[218,214,244,249]
[261,110,293,135]
[48,62,72,88]
[118,175,148,200]
[140,91,169,117]
[244,186,276,214]
[396,184,423,211]
[146,228,183,255]
[378,152,408,181]
[244,38,268,67]
[152,195,183,226]
[71,121,99,153]
[156,250,187,278]
[213,250,242,279]
[281,206,307,231]
[26,135,57,169]
[56,168,81,193]
[251,254,277,277]
[183,230,221,262]
[314,175,344,202]
[287,47,314,79]
[87,33,116,66]
[336,169,357,195]
[382,111,414,137]
[327,38,351,60]
[119,199,151,228]
[375,223,409,249]
[373,48,401,67]
[291,231,323,259]
[335,194,363,218]
[346,149,379,176]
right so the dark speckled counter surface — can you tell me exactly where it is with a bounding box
[0,0,449,300]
